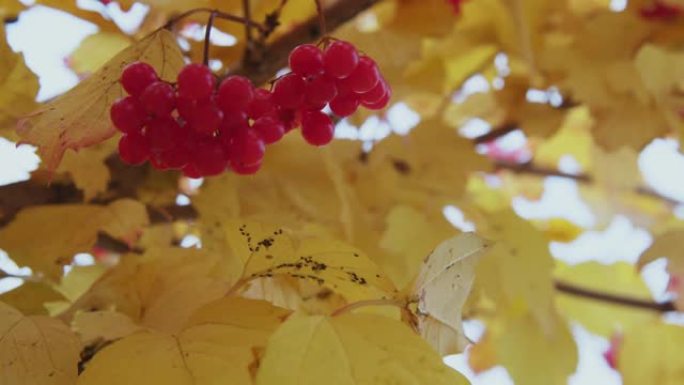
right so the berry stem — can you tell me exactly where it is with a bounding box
[332,298,407,316]
[242,0,253,45]
[203,11,217,66]
[314,0,327,36]
[164,8,267,33]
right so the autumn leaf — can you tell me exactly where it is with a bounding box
[0,301,80,385]
[256,313,469,385]
[410,232,491,355]
[77,298,290,385]
[0,281,66,315]
[72,310,143,345]
[0,199,149,280]
[16,29,183,170]
[619,321,684,385]
[0,25,38,136]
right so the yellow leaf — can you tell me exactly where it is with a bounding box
[57,138,117,201]
[411,233,491,355]
[78,298,289,385]
[72,310,143,345]
[533,218,584,243]
[17,29,183,170]
[0,0,23,18]
[620,322,684,385]
[65,247,239,333]
[0,199,149,280]
[0,301,80,385]
[555,262,657,336]
[379,205,458,291]
[0,281,66,315]
[256,313,469,385]
[0,25,38,135]
[70,32,132,75]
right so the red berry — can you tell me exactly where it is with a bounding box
[190,102,223,135]
[121,62,158,97]
[146,116,184,152]
[182,163,203,178]
[177,63,215,100]
[253,116,285,144]
[289,44,324,77]
[158,144,191,169]
[220,110,249,135]
[140,81,176,116]
[229,129,265,169]
[118,132,150,165]
[277,108,299,132]
[301,110,334,146]
[323,41,359,79]
[305,76,337,108]
[247,89,276,119]
[176,96,196,121]
[359,79,388,104]
[110,96,145,133]
[194,138,228,176]
[232,160,261,175]
[272,73,306,109]
[347,56,380,93]
[330,93,360,117]
[217,75,254,113]
[363,88,390,110]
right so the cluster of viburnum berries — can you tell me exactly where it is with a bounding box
[110,40,390,177]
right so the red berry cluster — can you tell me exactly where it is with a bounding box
[640,0,681,20]
[110,40,389,177]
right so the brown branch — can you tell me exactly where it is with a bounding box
[555,280,677,312]
[472,123,519,144]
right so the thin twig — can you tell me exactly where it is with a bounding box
[314,0,327,36]
[203,11,217,66]
[332,298,406,316]
[164,7,266,33]
[555,280,677,312]
[243,0,253,43]
[472,123,519,144]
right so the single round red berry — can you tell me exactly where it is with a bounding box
[190,102,223,136]
[217,75,254,113]
[146,116,183,152]
[118,132,150,165]
[272,73,306,109]
[194,138,228,176]
[301,110,334,146]
[229,129,265,169]
[323,41,359,79]
[247,89,276,119]
[177,63,215,100]
[140,81,176,116]
[305,76,337,108]
[110,96,145,134]
[252,115,285,144]
[231,160,261,175]
[289,44,324,77]
[121,62,158,97]
[363,87,391,110]
[359,79,388,104]
[330,93,360,117]
[347,56,380,93]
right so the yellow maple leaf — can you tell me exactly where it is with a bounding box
[72,310,143,345]
[619,321,684,385]
[256,313,469,385]
[69,32,133,75]
[410,232,491,355]
[78,297,290,385]
[0,281,65,315]
[0,301,80,385]
[16,29,183,170]
[0,25,38,136]
[0,199,148,280]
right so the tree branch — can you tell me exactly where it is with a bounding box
[555,280,677,312]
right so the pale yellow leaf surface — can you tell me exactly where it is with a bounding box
[620,322,684,385]
[532,218,584,243]
[379,205,458,291]
[0,199,148,280]
[72,310,143,345]
[17,29,183,170]
[638,229,684,273]
[535,107,593,171]
[78,298,289,385]
[411,233,491,355]
[0,302,80,385]
[555,262,657,336]
[232,222,397,303]
[0,25,38,135]
[0,281,66,315]
[56,135,117,201]
[256,313,469,385]
[57,265,108,302]
[65,247,240,333]
[70,32,132,75]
